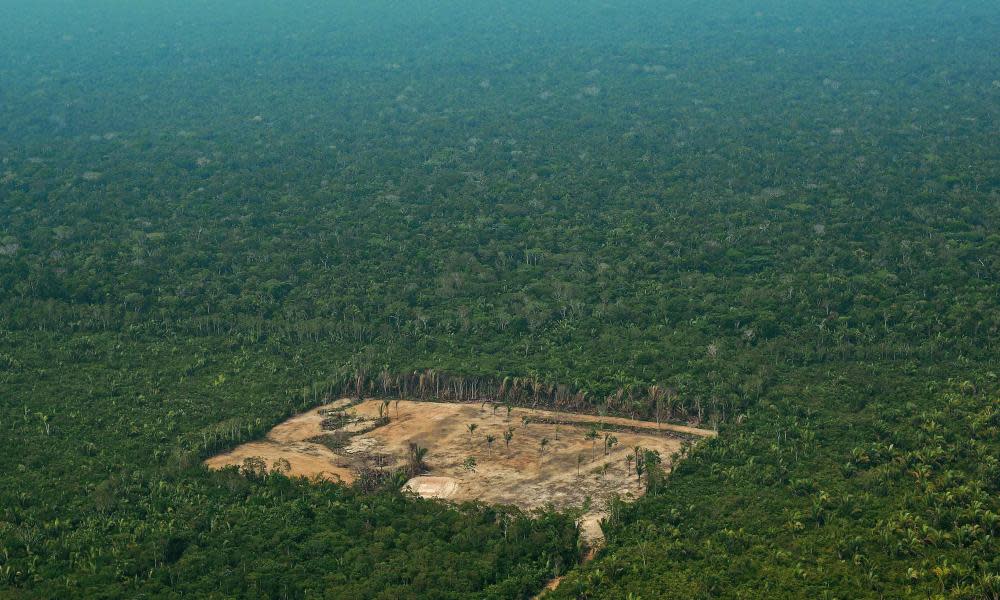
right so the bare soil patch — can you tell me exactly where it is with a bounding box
[203,398,355,481]
[205,398,715,546]
[404,476,459,499]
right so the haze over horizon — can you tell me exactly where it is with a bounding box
[2,2,999,598]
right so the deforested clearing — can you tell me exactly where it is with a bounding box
[206,399,714,543]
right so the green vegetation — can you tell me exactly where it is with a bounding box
[552,371,1000,599]
[2,0,999,598]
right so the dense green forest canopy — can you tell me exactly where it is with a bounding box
[1,0,998,597]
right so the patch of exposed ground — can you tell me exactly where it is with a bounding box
[203,398,356,482]
[205,398,715,548]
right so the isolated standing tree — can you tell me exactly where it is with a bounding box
[604,433,619,456]
[577,454,584,476]
[504,427,514,450]
[505,403,512,421]
[585,427,599,460]
[626,454,634,476]
[634,446,645,481]
[486,434,496,457]
[467,423,478,444]
[407,442,428,475]
[539,437,550,464]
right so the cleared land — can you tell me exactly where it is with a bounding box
[206,399,715,544]
[204,398,357,482]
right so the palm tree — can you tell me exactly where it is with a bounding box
[664,387,677,423]
[634,446,644,481]
[503,427,514,450]
[485,434,496,457]
[649,384,664,426]
[467,423,478,444]
[408,442,428,475]
[604,433,619,456]
[37,413,51,436]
